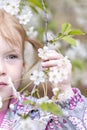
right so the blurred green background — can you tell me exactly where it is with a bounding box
[40,0,87,96]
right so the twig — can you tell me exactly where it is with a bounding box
[42,0,48,46]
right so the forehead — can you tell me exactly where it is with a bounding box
[0,36,22,53]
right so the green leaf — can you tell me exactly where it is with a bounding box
[49,33,64,43]
[27,0,43,10]
[72,59,84,70]
[62,36,76,46]
[58,33,63,39]
[62,23,71,33]
[29,5,39,13]
[39,102,62,116]
[23,100,35,106]
[68,29,85,35]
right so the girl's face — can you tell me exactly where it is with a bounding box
[0,37,24,99]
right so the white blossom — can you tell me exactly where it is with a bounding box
[37,96,52,105]
[46,31,54,41]
[26,26,38,38]
[44,31,61,50]
[48,67,68,84]
[58,88,74,102]
[57,56,71,68]
[48,57,71,84]
[17,6,32,25]
[48,67,61,83]
[38,46,50,60]
[0,0,20,15]
[9,104,15,110]
[52,87,59,96]
[30,70,45,85]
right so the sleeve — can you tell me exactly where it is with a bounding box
[57,88,84,110]
[45,88,87,130]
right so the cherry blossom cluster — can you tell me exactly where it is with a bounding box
[30,46,71,86]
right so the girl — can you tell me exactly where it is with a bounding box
[0,9,87,130]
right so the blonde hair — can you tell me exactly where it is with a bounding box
[0,9,42,51]
[0,9,27,52]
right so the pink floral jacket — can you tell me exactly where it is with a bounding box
[0,88,87,130]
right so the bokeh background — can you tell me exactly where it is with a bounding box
[47,0,87,96]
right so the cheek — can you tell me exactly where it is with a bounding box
[8,64,24,90]
[14,71,23,90]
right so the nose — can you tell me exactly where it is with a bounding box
[0,60,6,76]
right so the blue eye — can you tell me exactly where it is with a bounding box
[7,55,18,59]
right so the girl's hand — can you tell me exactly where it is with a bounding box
[40,49,72,93]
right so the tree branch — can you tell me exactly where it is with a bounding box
[42,0,48,46]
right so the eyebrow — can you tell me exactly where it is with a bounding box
[5,49,22,55]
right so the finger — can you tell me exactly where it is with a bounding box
[42,50,63,61]
[41,59,58,68]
